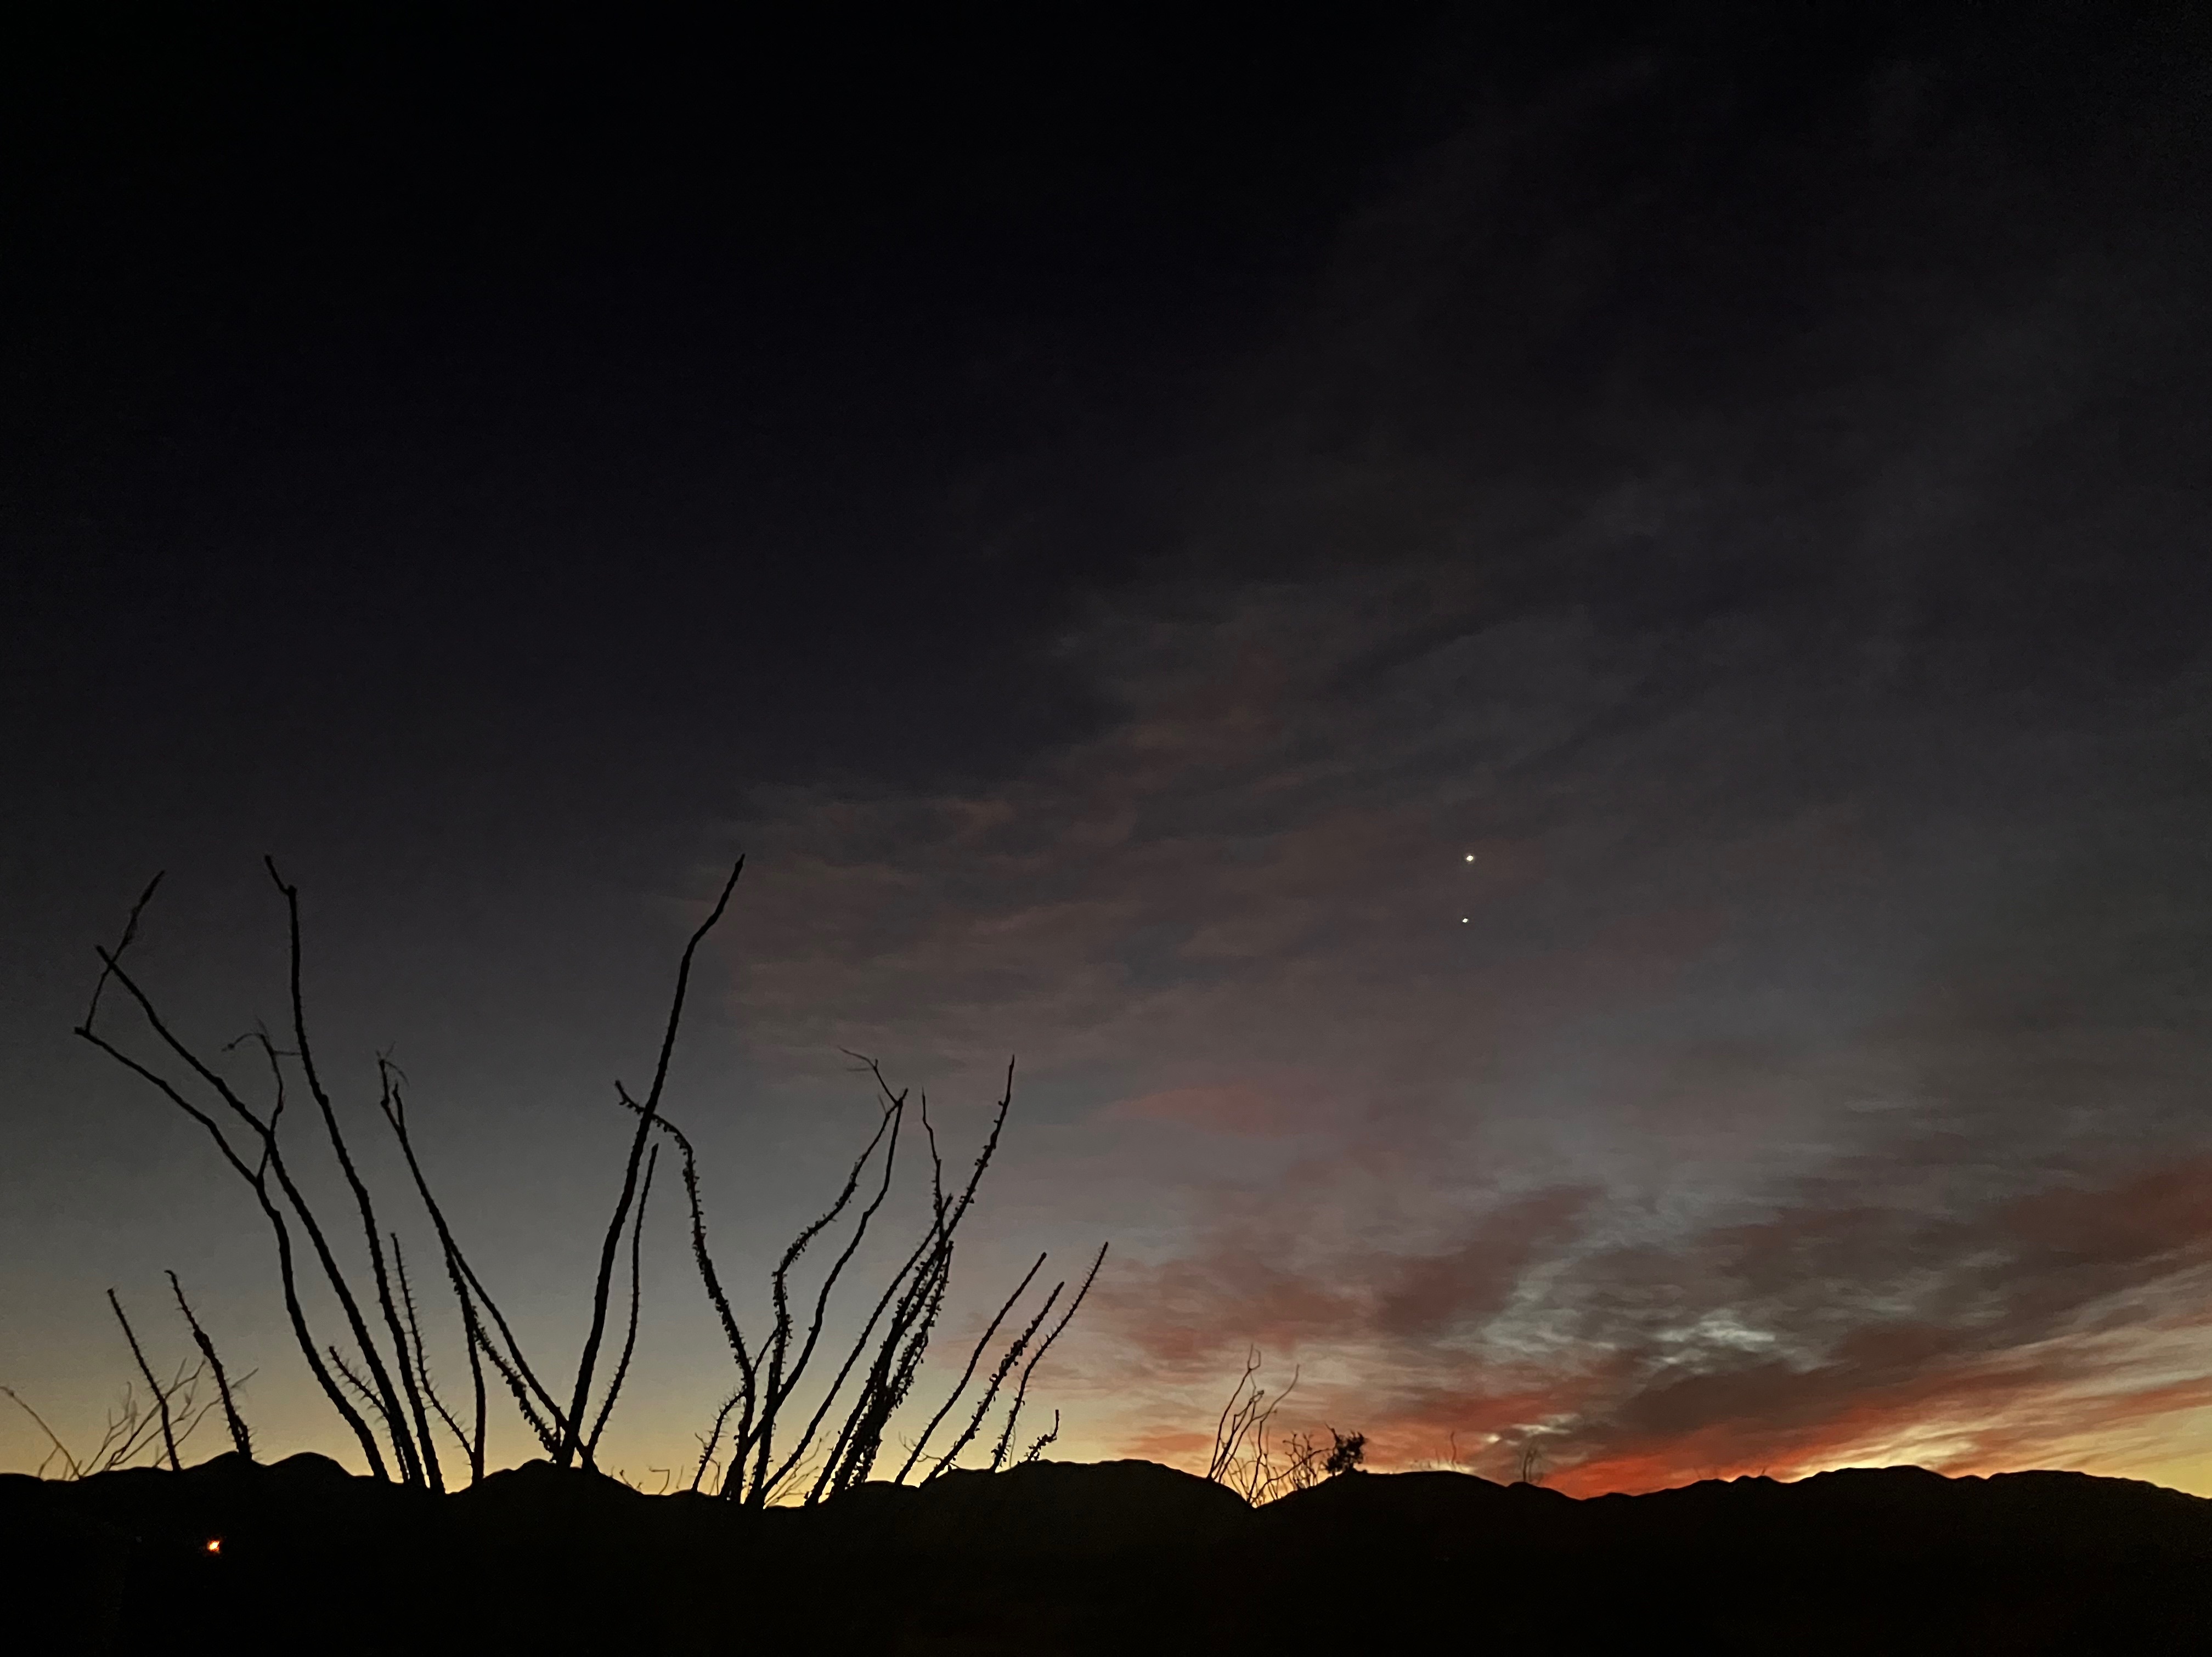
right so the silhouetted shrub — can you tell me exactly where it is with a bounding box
[55,858,1103,1500]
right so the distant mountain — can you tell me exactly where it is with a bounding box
[7,1455,2205,1654]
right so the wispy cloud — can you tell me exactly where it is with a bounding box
[692,39,2212,1493]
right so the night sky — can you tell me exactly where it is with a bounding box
[8,5,2212,1495]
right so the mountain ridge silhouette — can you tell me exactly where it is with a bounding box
[7,1453,2205,1653]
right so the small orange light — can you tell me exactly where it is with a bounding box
[205,1539,222,1556]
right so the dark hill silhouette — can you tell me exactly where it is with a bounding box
[1252,1458,2212,1562]
[6,1456,2207,1654]
[809,1457,1252,1555]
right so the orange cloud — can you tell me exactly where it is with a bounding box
[1081,1156,2212,1495]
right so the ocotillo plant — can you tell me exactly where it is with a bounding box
[75,858,1104,1491]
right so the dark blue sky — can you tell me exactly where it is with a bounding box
[7,5,2212,1492]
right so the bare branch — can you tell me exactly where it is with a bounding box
[928,1279,1060,1484]
[265,858,433,1488]
[377,1059,559,1461]
[391,1237,470,1471]
[78,957,387,1476]
[1020,1410,1061,1466]
[72,867,1089,1511]
[802,1065,1019,1499]
[1,1386,82,1480]
[562,856,743,1467]
[328,1345,399,1452]
[691,1389,745,1495]
[989,1241,1106,1472]
[744,1082,904,1501]
[476,1326,562,1457]
[167,1270,252,1461]
[1206,1348,1306,1502]
[585,1144,659,1463]
[107,1290,178,1471]
[894,1251,1046,1483]
[81,871,162,1032]
[78,930,392,1476]
[759,1203,939,1503]
[617,1088,758,1493]
[814,1087,958,1496]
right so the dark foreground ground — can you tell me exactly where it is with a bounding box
[5,1454,2209,1654]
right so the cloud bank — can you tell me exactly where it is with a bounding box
[707,39,2212,1491]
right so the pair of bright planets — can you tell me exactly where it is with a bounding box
[1463,852,1476,923]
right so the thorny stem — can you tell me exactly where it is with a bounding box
[378,1062,562,1455]
[762,1183,944,1504]
[894,1252,1047,1483]
[393,1237,471,1471]
[932,1283,1060,1483]
[989,1241,1107,1473]
[329,1345,397,1446]
[108,1290,178,1472]
[619,1095,756,1494]
[83,945,400,1479]
[745,1084,904,1502]
[692,1389,745,1494]
[75,879,394,1474]
[267,858,435,1489]
[562,857,743,1468]
[1020,1409,1061,1465]
[167,1271,252,1462]
[586,1145,658,1463]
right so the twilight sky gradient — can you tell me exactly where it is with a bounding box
[7,7,2212,1495]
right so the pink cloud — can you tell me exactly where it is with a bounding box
[1074,1155,2212,1494]
[1109,1081,1300,1135]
